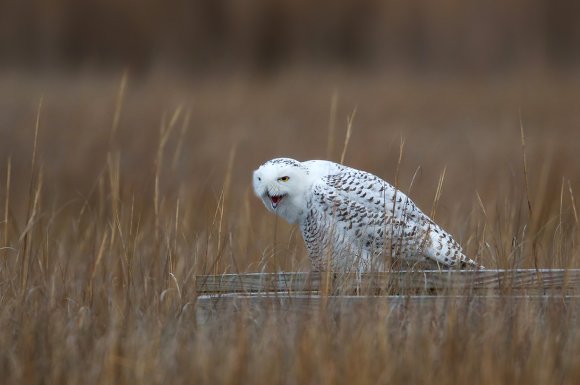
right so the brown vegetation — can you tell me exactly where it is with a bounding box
[0,68,579,384]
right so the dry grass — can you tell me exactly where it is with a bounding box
[1,69,579,384]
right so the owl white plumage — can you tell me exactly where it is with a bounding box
[253,158,481,271]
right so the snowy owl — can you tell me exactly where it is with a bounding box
[253,158,481,271]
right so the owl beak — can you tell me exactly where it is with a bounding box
[268,193,286,209]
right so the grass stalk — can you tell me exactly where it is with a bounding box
[20,97,42,295]
[110,71,128,147]
[519,111,532,216]
[154,106,183,238]
[569,181,579,227]
[326,90,338,161]
[339,108,356,165]
[430,166,447,220]
[3,156,11,263]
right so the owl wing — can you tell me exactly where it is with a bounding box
[307,167,478,269]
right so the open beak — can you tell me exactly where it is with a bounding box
[268,193,286,209]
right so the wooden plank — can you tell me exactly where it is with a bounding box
[195,269,580,295]
[194,293,580,323]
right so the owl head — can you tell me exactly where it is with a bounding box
[253,158,312,224]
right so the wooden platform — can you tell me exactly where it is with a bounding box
[196,269,580,296]
[193,270,580,322]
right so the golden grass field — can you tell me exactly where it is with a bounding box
[1,70,579,384]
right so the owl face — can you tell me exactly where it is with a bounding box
[253,158,310,224]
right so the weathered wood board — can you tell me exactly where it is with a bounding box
[196,269,580,296]
[194,293,580,324]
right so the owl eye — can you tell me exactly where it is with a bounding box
[278,176,290,182]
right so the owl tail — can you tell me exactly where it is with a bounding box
[458,254,484,270]
[424,223,484,269]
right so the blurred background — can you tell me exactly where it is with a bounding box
[1,0,580,268]
[1,0,580,75]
